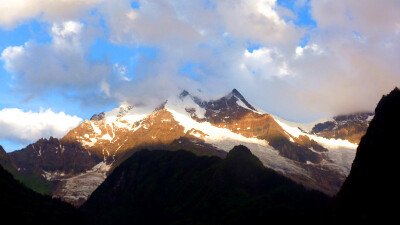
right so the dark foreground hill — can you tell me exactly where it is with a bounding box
[334,88,400,223]
[81,145,330,225]
[0,163,87,225]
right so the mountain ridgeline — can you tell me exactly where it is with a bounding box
[81,145,330,225]
[0,88,371,206]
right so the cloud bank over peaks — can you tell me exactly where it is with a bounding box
[0,0,399,122]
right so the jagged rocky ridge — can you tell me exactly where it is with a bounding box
[1,89,370,206]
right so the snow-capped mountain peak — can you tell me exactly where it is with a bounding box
[225,88,258,111]
[9,88,371,206]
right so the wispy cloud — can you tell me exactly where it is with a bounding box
[0,0,102,28]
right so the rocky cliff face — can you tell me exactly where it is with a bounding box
[310,112,374,144]
[4,137,103,205]
[9,137,101,175]
[333,88,400,223]
[0,145,6,157]
[0,145,10,168]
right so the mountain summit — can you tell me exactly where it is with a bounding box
[230,88,257,111]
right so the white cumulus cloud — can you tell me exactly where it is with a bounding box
[0,108,82,145]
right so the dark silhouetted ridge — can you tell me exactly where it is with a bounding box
[334,87,400,223]
[82,146,330,225]
[0,164,87,225]
[226,145,257,160]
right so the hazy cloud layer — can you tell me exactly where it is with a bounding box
[0,0,102,28]
[0,108,82,145]
[1,0,399,122]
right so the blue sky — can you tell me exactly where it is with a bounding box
[0,0,399,151]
